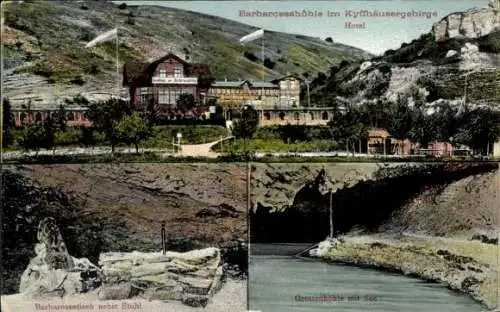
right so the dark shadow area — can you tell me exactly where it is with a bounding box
[250,163,498,243]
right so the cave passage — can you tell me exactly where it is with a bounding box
[250,163,498,243]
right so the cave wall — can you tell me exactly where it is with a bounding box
[250,163,499,243]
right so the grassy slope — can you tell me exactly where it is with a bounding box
[2,1,372,86]
[312,29,500,104]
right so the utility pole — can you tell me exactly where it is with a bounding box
[161,221,167,255]
[329,189,333,238]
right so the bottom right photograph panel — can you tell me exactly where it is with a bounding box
[248,162,499,312]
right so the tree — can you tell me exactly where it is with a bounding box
[408,108,436,148]
[263,58,276,69]
[79,126,97,148]
[22,124,45,153]
[53,104,67,132]
[41,116,56,151]
[456,107,500,154]
[115,112,152,153]
[232,105,259,140]
[325,37,333,43]
[328,105,368,153]
[2,97,14,148]
[388,95,413,154]
[85,99,129,153]
[177,93,196,113]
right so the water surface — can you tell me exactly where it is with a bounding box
[249,245,486,312]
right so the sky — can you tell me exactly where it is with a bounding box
[120,1,490,55]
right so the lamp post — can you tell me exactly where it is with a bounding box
[306,80,311,108]
[177,132,182,154]
[329,189,333,238]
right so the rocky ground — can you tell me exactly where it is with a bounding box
[1,164,248,297]
[313,234,499,310]
[1,278,246,312]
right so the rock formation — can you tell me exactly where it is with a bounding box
[19,217,103,298]
[18,218,226,307]
[98,248,224,307]
[432,2,500,42]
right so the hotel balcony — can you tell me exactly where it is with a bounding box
[151,76,198,84]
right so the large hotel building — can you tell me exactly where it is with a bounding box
[123,52,302,111]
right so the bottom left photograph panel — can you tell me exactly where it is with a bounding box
[1,163,248,312]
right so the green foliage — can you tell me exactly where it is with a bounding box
[212,139,337,153]
[388,95,413,140]
[263,57,276,69]
[41,117,56,150]
[232,106,259,139]
[54,127,81,146]
[85,99,130,152]
[53,104,67,132]
[2,98,14,147]
[126,16,135,25]
[328,105,369,152]
[243,51,258,62]
[142,125,227,147]
[477,31,500,53]
[22,124,45,152]
[115,112,153,153]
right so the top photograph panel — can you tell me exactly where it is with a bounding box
[2,0,499,164]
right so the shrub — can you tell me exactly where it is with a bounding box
[87,64,100,75]
[126,16,135,25]
[243,51,258,62]
[118,3,127,9]
[70,76,85,85]
[325,37,333,43]
[55,128,81,146]
[263,58,276,69]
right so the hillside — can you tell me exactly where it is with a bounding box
[308,0,500,108]
[1,1,371,105]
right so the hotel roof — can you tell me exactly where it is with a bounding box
[211,80,278,88]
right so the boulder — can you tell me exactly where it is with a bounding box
[446,50,459,58]
[98,247,224,304]
[309,237,342,257]
[432,4,500,42]
[98,283,133,300]
[19,218,103,298]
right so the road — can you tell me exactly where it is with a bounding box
[1,137,236,160]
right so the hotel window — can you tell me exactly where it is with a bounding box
[174,67,183,78]
[158,89,168,105]
[159,69,166,78]
[140,87,149,104]
[66,111,75,121]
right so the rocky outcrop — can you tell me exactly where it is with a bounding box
[459,42,500,70]
[251,163,499,243]
[98,248,224,307]
[19,218,103,299]
[432,1,500,42]
[250,163,383,213]
[18,217,226,307]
